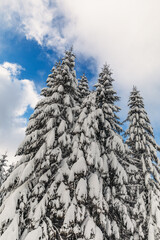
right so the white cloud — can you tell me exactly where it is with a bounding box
[1,0,160,138]
[0,0,66,51]
[0,62,39,164]
[58,0,160,132]
[2,62,23,76]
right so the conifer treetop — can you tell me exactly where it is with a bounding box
[125,86,160,170]
[95,64,122,134]
[78,73,89,99]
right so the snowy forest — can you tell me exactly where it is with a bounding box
[0,49,160,240]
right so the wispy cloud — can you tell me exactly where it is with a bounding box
[0,62,39,162]
[0,0,66,51]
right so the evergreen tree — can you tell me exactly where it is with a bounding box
[60,65,135,240]
[0,50,79,239]
[95,65,136,240]
[78,74,90,100]
[125,86,160,239]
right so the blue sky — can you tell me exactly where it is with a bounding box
[0,27,96,90]
[1,0,160,162]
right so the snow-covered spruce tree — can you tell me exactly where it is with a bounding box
[95,65,136,240]
[0,50,79,239]
[125,86,160,240]
[78,74,90,100]
[59,64,135,240]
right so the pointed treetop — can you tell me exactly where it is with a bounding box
[132,85,137,92]
[128,86,145,109]
[95,64,120,122]
[62,48,76,70]
[69,45,74,52]
[98,63,113,83]
[78,73,89,99]
[95,64,119,103]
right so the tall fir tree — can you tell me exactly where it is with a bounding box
[0,50,79,239]
[95,65,136,240]
[125,86,160,240]
[59,64,136,240]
